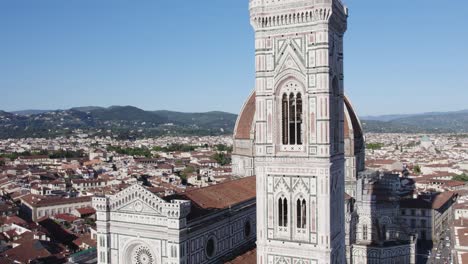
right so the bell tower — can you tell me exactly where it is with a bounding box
[250,0,348,263]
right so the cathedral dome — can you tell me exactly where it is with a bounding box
[343,95,365,157]
[232,91,366,178]
[233,91,364,144]
[233,90,256,140]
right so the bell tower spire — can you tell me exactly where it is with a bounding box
[250,0,348,263]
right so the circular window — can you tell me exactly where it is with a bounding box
[244,221,252,238]
[132,245,154,264]
[205,237,216,258]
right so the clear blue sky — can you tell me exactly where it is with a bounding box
[1,0,467,116]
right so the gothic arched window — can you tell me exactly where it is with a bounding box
[278,197,288,227]
[296,199,301,228]
[296,93,303,145]
[289,93,296,145]
[278,198,283,227]
[282,92,303,145]
[283,198,288,227]
[296,199,307,229]
[362,224,368,240]
[301,199,306,228]
[282,94,289,145]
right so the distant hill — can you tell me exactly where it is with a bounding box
[361,114,414,122]
[0,106,237,139]
[85,106,168,123]
[153,110,237,130]
[2,106,468,139]
[362,110,468,133]
[362,110,468,122]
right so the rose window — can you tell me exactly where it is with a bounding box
[132,246,154,264]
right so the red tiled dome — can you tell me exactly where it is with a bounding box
[233,92,363,143]
[234,91,256,140]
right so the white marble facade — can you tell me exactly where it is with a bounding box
[93,183,256,264]
[249,0,348,263]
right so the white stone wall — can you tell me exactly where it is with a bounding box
[352,244,416,264]
[93,184,256,264]
[250,1,348,263]
[231,154,255,177]
[94,184,190,264]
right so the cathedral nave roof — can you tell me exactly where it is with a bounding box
[164,176,256,220]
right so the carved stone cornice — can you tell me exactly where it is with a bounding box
[250,0,347,32]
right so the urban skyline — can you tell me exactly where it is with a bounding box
[0,1,467,263]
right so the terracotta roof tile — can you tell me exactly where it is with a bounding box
[461,253,468,264]
[21,194,92,208]
[1,239,64,263]
[432,191,457,209]
[401,192,457,210]
[165,176,256,220]
[226,248,256,264]
[458,228,468,247]
[3,216,27,226]
[73,233,97,248]
[75,207,96,216]
[234,92,256,140]
[185,177,255,209]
